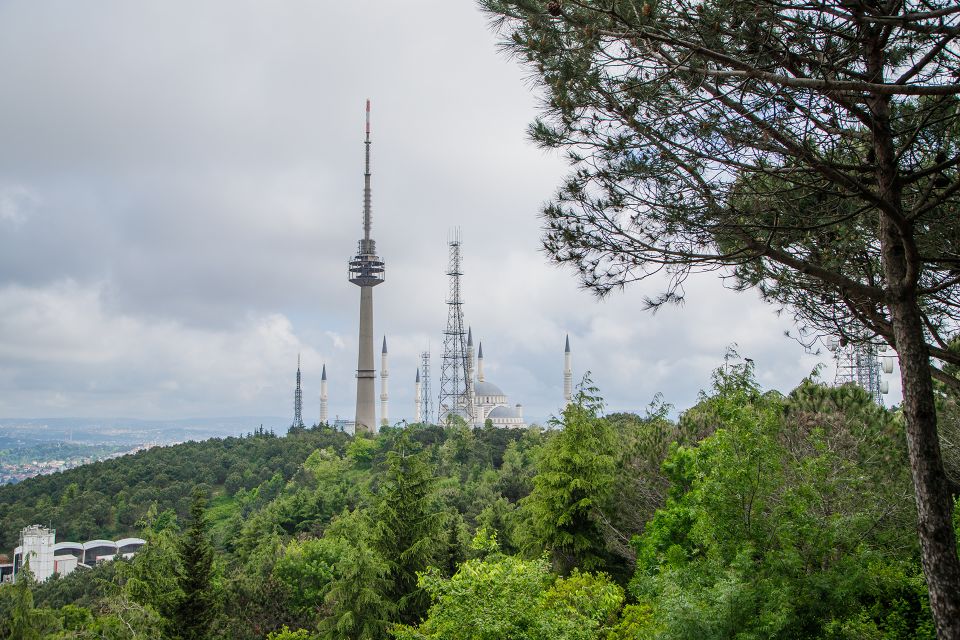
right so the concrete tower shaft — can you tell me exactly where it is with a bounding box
[349,99,385,434]
[564,334,573,404]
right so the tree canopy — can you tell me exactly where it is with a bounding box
[479,0,960,633]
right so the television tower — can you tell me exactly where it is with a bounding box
[438,234,473,424]
[292,354,305,430]
[420,350,434,424]
[348,99,385,434]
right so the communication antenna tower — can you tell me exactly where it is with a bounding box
[438,232,474,423]
[829,336,892,404]
[420,350,434,424]
[292,354,306,430]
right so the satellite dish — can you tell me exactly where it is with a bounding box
[882,357,894,374]
[880,380,890,394]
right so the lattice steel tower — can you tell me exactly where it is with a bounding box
[438,234,473,423]
[833,339,884,404]
[420,350,434,424]
[292,354,306,430]
[348,99,385,434]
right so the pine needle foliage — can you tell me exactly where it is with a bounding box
[523,375,617,573]
[173,487,217,640]
[372,433,447,626]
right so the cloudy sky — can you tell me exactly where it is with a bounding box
[0,1,900,426]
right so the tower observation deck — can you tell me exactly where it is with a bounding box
[349,100,384,434]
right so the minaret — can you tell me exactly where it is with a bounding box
[292,354,306,430]
[466,328,476,426]
[380,337,389,427]
[563,334,573,405]
[348,99,385,434]
[477,341,485,383]
[320,364,328,424]
[415,368,422,423]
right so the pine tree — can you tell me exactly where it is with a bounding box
[173,487,217,640]
[8,561,40,640]
[372,433,445,625]
[523,377,616,574]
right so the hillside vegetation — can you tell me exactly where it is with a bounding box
[0,427,351,550]
[1,361,957,640]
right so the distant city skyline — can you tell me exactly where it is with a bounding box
[0,2,901,423]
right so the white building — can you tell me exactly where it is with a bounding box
[11,526,145,583]
[14,525,55,582]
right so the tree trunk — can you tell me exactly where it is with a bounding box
[887,285,960,640]
[866,21,960,635]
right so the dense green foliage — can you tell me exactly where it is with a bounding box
[173,489,217,640]
[0,427,351,550]
[0,362,955,639]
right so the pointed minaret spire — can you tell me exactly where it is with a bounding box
[477,341,485,383]
[563,334,573,405]
[349,99,386,434]
[380,336,389,428]
[466,327,476,426]
[292,354,305,430]
[415,368,422,423]
[320,364,328,424]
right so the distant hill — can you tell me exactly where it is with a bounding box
[0,416,288,447]
[0,425,350,552]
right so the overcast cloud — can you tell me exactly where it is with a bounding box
[0,1,901,425]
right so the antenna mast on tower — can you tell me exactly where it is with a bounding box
[438,232,473,424]
[420,350,434,424]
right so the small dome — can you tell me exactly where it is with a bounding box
[474,380,505,397]
[487,405,521,419]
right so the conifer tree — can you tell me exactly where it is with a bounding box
[523,377,616,574]
[372,433,445,625]
[8,562,40,640]
[173,487,217,640]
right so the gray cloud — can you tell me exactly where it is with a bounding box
[0,1,899,423]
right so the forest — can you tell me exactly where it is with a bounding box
[1,358,957,639]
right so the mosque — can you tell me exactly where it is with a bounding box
[292,102,575,432]
[307,331,574,431]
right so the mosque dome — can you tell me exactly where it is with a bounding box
[487,405,520,419]
[474,380,505,397]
